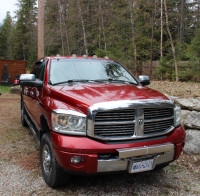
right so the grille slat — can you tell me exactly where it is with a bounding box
[94,122,134,137]
[95,126,134,131]
[95,109,135,122]
[97,132,134,136]
[95,117,134,121]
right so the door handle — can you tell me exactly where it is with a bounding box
[36,101,40,109]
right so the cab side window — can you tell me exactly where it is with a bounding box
[32,60,46,81]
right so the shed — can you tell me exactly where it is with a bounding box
[0,59,27,84]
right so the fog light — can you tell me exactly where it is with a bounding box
[70,156,83,164]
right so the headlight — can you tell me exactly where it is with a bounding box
[51,109,86,135]
[174,105,181,127]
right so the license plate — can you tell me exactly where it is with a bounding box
[129,159,154,173]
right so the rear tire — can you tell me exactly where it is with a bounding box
[40,133,70,188]
[21,100,28,127]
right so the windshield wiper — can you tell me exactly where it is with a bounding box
[52,80,89,86]
[52,79,137,86]
[99,78,137,85]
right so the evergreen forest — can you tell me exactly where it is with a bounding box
[0,0,200,81]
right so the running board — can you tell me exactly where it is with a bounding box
[24,114,40,144]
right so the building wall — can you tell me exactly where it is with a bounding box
[0,59,27,84]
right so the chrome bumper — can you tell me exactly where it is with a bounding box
[97,143,175,172]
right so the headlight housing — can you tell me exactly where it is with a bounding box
[174,105,181,127]
[51,109,86,135]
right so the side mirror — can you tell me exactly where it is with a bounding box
[138,75,150,86]
[20,74,43,88]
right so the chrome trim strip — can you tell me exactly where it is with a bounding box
[52,109,86,117]
[97,159,128,172]
[144,116,174,123]
[117,143,174,159]
[95,120,135,125]
[88,99,174,113]
[97,148,175,173]
[135,108,144,136]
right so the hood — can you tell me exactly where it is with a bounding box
[49,83,168,111]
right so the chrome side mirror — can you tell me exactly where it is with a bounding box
[20,74,36,81]
[20,74,43,88]
[138,75,150,86]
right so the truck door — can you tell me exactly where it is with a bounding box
[29,60,46,129]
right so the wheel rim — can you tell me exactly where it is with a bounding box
[42,144,52,176]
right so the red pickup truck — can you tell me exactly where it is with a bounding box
[20,56,185,188]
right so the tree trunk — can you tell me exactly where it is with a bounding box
[164,0,179,82]
[98,1,102,49]
[129,0,137,75]
[160,0,163,59]
[77,0,88,55]
[150,0,156,76]
[62,2,71,55]
[58,1,65,55]
[197,0,200,24]
[99,0,107,52]
[180,0,185,44]
[38,0,44,59]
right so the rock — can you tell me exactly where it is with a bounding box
[181,110,191,126]
[10,86,21,94]
[175,98,200,111]
[184,130,200,154]
[184,111,200,129]
[164,94,178,102]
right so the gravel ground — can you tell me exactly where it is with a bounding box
[0,83,200,195]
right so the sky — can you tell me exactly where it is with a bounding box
[0,0,18,24]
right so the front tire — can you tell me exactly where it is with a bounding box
[40,133,70,188]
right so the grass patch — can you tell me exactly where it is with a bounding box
[0,128,24,145]
[0,85,11,93]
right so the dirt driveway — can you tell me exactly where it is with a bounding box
[0,88,200,195]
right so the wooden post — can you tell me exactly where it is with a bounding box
[38,0,44,60]
[160,0,163,59]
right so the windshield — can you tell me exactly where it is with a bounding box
[50,58,138,85]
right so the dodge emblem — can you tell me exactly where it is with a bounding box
[138,119,143,125]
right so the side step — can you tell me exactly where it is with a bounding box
[24,114,40,144]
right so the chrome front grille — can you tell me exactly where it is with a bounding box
[87,99,175,141]
[94,109,135,137]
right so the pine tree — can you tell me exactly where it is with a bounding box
[13,0,37,67]
[0,12,14,59]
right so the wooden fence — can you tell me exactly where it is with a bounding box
[0,59,27,84]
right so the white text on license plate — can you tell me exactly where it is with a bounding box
[130,159,154,173]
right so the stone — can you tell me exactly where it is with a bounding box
[164,94,178,102]
[10,86,21,94]
[175,98,200,111]
[184,129,200,154]
[181,110,191,126]
[184,111,200,129]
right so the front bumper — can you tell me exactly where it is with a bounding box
[51,126,185,174]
